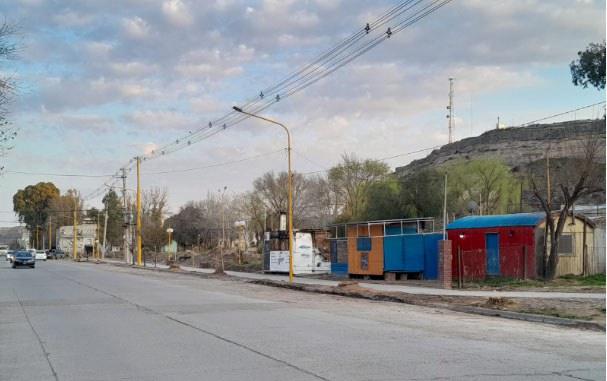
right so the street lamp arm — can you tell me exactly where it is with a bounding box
[232,106,291,145]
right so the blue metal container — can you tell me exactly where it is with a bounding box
[331,263,348,275]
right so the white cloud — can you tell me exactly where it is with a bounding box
[53,11,94,27]
[122,17,150,39]
[162,0,194,26]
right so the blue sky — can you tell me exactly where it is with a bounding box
[0,0,605,225]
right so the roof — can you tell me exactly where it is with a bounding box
[446,213,545,229]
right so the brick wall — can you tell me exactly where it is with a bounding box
[438,240,452,289]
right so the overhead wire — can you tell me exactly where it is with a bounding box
[83,0,454,200]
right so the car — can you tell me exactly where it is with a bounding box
[35,250,47,261]
[0,245,8,257]
[6,250,15,262]
[12,251,35,268]
[47,249,68,259]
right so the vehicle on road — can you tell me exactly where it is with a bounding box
[7,250,15,262]
[35,250,47,261]
[12,251,35,268]
[0,245,8,256]
[47,249,68,259]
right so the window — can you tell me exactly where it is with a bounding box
[557,234,575,256]
[357,236,371,251]
[361,253,368,270]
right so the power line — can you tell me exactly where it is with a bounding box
[516,101,606,127]
[141,149,285,175]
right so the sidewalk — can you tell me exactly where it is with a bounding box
[103,259,605,300]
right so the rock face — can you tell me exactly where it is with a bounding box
[395,119,606,176]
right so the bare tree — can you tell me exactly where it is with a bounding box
[141,187,169,252]
[530,128,605,279]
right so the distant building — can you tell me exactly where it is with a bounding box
[0,226,30,249]
[58,224,98,254]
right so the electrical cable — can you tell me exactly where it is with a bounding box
[83,0,454,200]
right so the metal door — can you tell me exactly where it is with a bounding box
[485,233,499,275]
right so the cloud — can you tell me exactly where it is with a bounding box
[40,109,115,132]
[162,0,194,26]
[122,17,150,39]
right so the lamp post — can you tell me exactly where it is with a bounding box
[167,228,173,262]
[232,106,293,282]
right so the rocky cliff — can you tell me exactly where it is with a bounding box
[395,119,606,176]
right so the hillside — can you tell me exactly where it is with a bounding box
[395,119,606,176]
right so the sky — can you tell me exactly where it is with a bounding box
[0,0,605,226]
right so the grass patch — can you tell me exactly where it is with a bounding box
[558,273,605,286]
[515,310,595,321]
[457,273,606,289]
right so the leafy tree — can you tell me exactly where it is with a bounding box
[361,177,402,220]
[328,153,389,221]
[101,190,124,249]
[167,202,206,248]
[400,168,446,218]
[0,20,21,160]
[570,40,606,90]
[445,157,519,216]
[13,182,60,235]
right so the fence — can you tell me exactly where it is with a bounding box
[454,244,535,285]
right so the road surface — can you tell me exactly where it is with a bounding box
[1,260,604,380]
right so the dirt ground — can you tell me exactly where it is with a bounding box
[106,249,605,324]
[247,279,606,324]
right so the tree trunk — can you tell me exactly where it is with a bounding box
[544,240,560,280]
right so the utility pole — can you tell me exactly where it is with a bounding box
[443,172,448,239]
[136,156,141,267]
[102,197,108,260]
[73,198,77,260]
[121,168,129,263]
[96,213,100,261]
[49,216,52,250]
[447,78,455,144]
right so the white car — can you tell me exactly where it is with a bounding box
[35,250,47,261]
[0,245,8,257]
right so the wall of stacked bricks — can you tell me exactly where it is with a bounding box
[438,240,452,289]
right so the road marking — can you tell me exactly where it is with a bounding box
[13,288,60,381]
[41,267,330,381]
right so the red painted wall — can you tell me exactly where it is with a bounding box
[447,226,535,279]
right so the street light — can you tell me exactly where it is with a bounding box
[167,228,174,262]
[232,106,293,282]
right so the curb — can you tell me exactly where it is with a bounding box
[99,262,605,331]
[249,279,606,332]
[450,306,606,332]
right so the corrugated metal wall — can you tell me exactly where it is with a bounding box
[592,228,605,274]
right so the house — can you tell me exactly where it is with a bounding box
[446,212,598,278]
[58,224,98,255]
[330,218,441,279]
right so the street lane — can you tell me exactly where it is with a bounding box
[1,260,604,380]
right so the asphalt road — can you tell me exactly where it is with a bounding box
[1,260,604,380]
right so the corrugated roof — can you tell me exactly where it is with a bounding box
[446,212,545,229]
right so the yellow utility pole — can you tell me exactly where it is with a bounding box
[136,156,142,266]
[167,225,173,262]
[546,155,551,209]
[96,213,101,260]
[232,106,293,282]
[73,199,77,260]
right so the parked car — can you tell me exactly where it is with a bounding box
[35,250,47,261]
[13,251,35,268]
[47,249,68,259]
[0,245,8,257]
[7,250,15,262]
